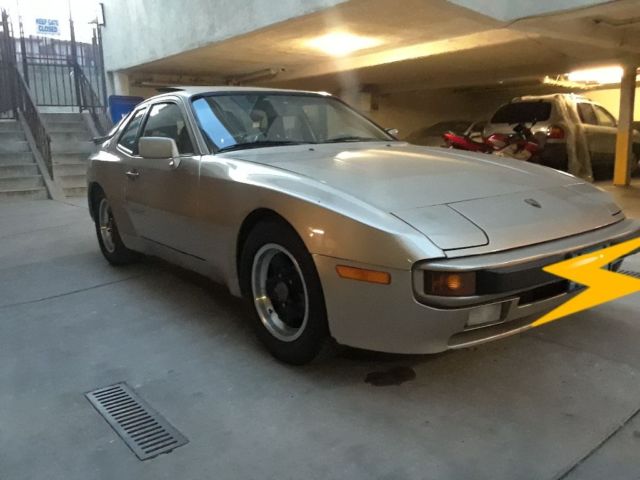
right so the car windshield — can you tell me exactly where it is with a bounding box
[191,93,393,152]
[491,101,552,124]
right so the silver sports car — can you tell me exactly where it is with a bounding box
[88,87,640,364]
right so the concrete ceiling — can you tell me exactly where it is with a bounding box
[124,0,640,92]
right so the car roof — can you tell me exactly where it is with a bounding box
[150,85,331,99]
[510,93,591,103]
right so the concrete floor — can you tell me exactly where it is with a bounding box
[1,190,639,480]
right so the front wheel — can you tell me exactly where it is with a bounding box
[240,219,329,365]
[93,191,137,265]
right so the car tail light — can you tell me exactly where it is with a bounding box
[547,125,565,139]
[424,271,476,296]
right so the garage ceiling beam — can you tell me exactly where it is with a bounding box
[267,29,533,84]
[511,9,640,56]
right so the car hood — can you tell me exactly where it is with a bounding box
[225,143,622,251]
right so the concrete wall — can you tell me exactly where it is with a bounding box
[101,0,348,72]
[449,0,609,21]
[583,87,640,120]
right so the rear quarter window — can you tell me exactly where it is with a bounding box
[491,102,552,123]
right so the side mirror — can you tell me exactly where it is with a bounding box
[385,128,399,138]
[138,137,179,165]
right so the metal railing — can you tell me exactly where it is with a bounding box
[2,10,51,176]
[11,63,53,176]
[75,61,109,135]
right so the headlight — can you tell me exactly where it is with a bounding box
[424,271,476,296]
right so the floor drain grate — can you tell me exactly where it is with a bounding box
[86,383,188,460]
[620,269,640,279]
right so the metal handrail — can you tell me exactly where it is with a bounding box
[11,64,53,176]
[74,61,108,135]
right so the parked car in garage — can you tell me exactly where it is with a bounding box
[484,94,640,179]
[87,87,640,364]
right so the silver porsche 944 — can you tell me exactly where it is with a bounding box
[88,87,640,364]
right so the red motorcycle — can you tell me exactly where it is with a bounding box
[443,123,543,162]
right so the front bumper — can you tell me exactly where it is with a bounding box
[314,218,640,354]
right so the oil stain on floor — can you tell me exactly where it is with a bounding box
[364,366,416,386]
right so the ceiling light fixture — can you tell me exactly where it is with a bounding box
[305,32,382,57]
[566,66,625,85]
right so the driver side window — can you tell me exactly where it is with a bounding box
[141,103,195,155]
[118,108,147,154]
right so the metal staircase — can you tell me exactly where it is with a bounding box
[0,9,108,200]
[44,113,96,197]
[0,119,47,200]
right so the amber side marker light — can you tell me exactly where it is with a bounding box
[425,271,476,296]
[336,265,391,285]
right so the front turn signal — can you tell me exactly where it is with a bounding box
[336,265,391,285]
[424,271,476,296]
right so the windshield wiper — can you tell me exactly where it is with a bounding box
[322,136,385,143]
[217,140,309,153]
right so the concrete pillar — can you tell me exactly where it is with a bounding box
[111,71,131,96]
[613,64,637,186]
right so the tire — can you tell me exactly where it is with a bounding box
[93,190,138,265]
[239,219,329,365]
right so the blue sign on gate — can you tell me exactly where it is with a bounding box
[35,18,60,36]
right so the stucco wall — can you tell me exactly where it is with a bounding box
[101,0,348,72]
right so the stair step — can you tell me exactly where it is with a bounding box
[0,175,44,190]
[51,141,95,154]
[0,187,48,201]
[42,113,84,122]
[0,164,39,177]
[0,141,30,154]
[49,131,91,142]
[48,125,90,134]
[52,152,90,164]
[58,174,86,188]
[45,120,86,130]
[0,130,25,141]
[63,186,87,197]
[53,162,87,176]
[0,121,21,132]
[0,153,35,164]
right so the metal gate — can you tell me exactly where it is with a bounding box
[1,10,107,118]
[0,10,17,119]
[15,19,107,112]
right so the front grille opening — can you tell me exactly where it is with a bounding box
[518,281,568,306]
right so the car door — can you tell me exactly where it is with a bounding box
[122,99,201,256]
[576,102,615,166]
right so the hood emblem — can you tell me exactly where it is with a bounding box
[525,198,542,208]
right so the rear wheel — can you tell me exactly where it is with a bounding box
[93,190,137,265]
[240,219,329,364]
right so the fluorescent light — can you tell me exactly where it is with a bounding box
[305,32,382,57]
[567,66,624,85]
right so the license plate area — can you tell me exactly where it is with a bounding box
[567,243,611,292]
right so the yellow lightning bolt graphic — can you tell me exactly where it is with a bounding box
[532,238,640,327]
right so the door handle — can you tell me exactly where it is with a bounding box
[125,169,140,179]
